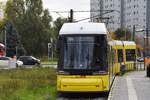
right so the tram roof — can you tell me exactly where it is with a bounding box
[109,40,136,46]
[59,22,107,35]
[123,41,136,45]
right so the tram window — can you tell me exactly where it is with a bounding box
[126,49,135,61]
[118,49,123,62]
[61,35,108,71]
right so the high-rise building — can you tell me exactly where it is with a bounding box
[90,0,101,22]
[90,0,149,32]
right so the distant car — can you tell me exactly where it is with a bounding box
[0,56,23,68]
[18,56,41,66]
[137,57,144,62]
[145,56,150,58]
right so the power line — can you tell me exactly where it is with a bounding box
[75,16,109,22]
[75,10,114,22]
[55,12,64,18]
[51,9,119,23]
[50,10,120,13]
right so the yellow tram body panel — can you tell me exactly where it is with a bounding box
[112,45,123,49]
[124,45,136,49]
[110,42,124,75]
[125,61,135,70]
[113,63,121,74]
[57,75,109,92]
[124,44,136,71]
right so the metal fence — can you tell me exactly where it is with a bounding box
[135,62,145,71]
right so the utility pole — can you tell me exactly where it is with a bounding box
[69,9,73,22]
[120,0,124,29]
[146,0,150,33]
[124,29,127,41]
[132,25,135,41]
[146,28,149,55]
[146,28,150,77]
[144,31,146,70]
[99,0,103,22]
[146,0,150,56]
[16,46,18,58]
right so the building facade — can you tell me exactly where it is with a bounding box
[90,0,149,32]
[90,0,101,22]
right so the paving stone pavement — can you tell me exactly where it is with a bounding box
[111,71,150,100]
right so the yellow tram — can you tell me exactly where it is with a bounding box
[57,22,136,93]
[109,40,136,74]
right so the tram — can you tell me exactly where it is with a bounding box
[109,40,136,74]
[57,22,136,93]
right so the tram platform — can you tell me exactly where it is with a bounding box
[108,71,150,100]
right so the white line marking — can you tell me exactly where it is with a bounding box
[126,76,138,100]
[108,77,117,100]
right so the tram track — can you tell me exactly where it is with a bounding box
[57,92,108,100]
[57,97,107,100]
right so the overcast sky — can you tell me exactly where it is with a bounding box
[0,0,90,21]
[42,0,90,21]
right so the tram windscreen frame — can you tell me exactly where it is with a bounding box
[58,34,108,72]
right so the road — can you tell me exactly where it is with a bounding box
[13,64,57,69]
[41,64,57,68]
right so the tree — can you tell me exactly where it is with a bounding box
[0,20,4,43]
[109,32,116,39]
[5,0,52,56]
[114,28,131,40]
[0,1,5,10]
[5,21,25,57]
[0,2,5,42]
[53,17,68,40]
[50,17,68,58]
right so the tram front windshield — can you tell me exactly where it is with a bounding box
[60,35,108,71]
